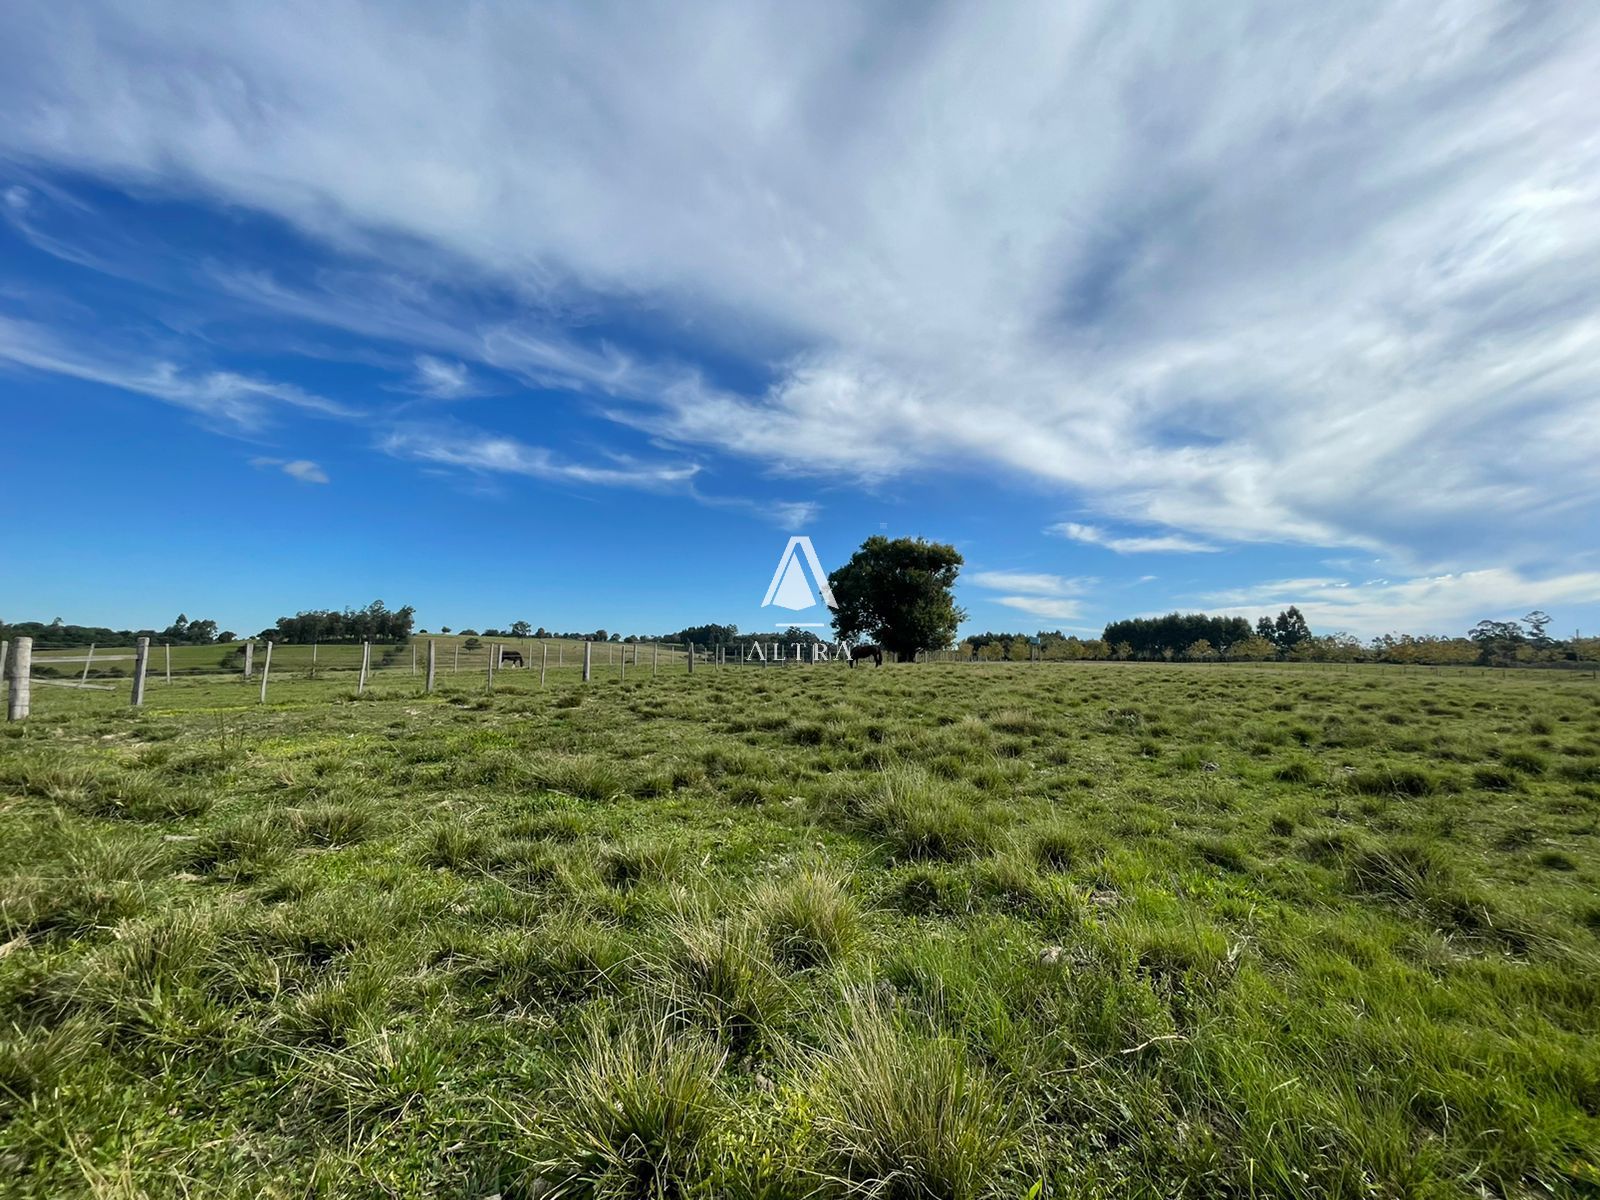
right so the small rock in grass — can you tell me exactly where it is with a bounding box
[1039,946,1064,966]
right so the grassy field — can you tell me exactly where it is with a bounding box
[1,663,1597,1198]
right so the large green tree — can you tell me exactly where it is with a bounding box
[827,536,965,660]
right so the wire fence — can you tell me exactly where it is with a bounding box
[0,633,875,720]
[3,632,1592,722]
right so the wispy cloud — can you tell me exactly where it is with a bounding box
[1048,522,1217,555]
[991,595,1086,623]
[0,315,357,431]
[251,456,330,484]
[968,571,1091,595]
[967,569,1094,623]
[378,423,698,490]
[408,355,482,400]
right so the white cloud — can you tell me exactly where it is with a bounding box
[967,569,1093,622]
[0,315,356,430]
[1194,568,1600,639]
[379,423,698,490]
[992,595,1085,623]
[409,355,480,400]
[2,2,1599,566]
[251,456,329,484]
[968,571,1090,595]
[1048,522,1217,555]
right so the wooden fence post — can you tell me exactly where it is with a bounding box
[243,641,254,680]
[358,641,369,693]
[5,637,28,721]
[132,636,149,708]
[540,641,548,686]
[412,644,417,675]
[620,641,626,682]
[687,642,695,675]
[426,639,437,694]
[165,643,172,684]
[80,643,95,685]
[609,642,614,666]
[454,645,459,674]
[583,641,593,682]
[0,641,7,698]
[653,641,659,676]
[312,641,318,679]
[258,639,272,704]
[487,643,496,692]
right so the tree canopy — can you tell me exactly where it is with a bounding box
[828,536,966,659]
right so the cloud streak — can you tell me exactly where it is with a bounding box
[378,423,699,491]
[251,456,330,484]
[1048,522,1217,555]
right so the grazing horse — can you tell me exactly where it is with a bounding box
[848,643,884,668]
[498,649,525,667]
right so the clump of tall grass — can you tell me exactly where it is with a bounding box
[459,913,635,1008]
[657,901,787,1047]
[532,753,627,802]
[600,837,684,889]
[288,797,379,847]
[520,1011,727,1199]
[798,994,1018,1200]
[858,765,997,861]
[4,824,167,938]
[753,863,863,970]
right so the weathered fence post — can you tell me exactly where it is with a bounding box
[583,641,593,682]
[131,636,149,708]
[243,641,254,679]
[426,639,437,694]
[487,643,496,692]
[358,641,369,693]
[165,643,172,684]
[687,642,695,674]
[0,641,7,697]
[5,637,28,721]
[258,639,272,704]
[411,644,417,675]
[652,641,659,676]
[540,641,548,686]
[312,641,318,679]
[80,643,95,685]
[609,642,614,666]
[620,643,626,682]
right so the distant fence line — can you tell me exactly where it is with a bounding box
[3,633,1593,721]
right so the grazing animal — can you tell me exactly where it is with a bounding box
[499,649,525,667]
[848,644,884,668]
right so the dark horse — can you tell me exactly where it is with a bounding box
[848,643,884,668]
[498,649,525,667]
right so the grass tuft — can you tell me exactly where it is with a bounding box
[522,1012,727,1199]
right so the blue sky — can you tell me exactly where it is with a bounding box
[3,1,1599,642]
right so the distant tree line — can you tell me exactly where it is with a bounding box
[953,606,1599,667]
[1,614,236,648]
[264,600,415,644]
